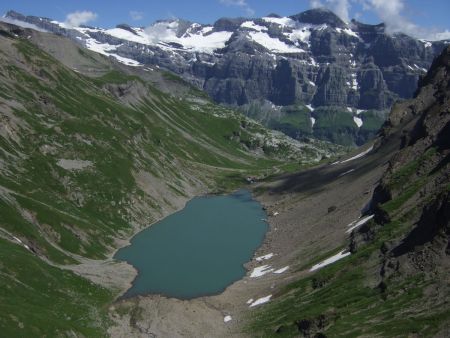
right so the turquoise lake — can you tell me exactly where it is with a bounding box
[114,189,268,299]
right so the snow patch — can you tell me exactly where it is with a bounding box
[256,253,274,262]
[249,31,305,54]
[289,28,311,45]
[262,17,295,27]
[338,169,355,177]
[202,26,214,34]
[84,38,116,55]
[80,20,232,54]
[273,266,289,274]
[224,315,232,323]
[250,265,274,278]
[105,27,149,44]
[310,117,316,128]
[82,38,141,66]
[333,145,374,165]
[419,39,432,48]
[353,116,363,128]
[309,58,318,67]
[246,298,254,304]
[315,24,328,31]
[346,215,374,233]
[108,53,142,66]
[176,30,233,52]
[310,250,351,272]
[343,28,359,38]
[413,64,427,72]
[241,21,267,32]
[306,104,314,112]
[249,295,272,307]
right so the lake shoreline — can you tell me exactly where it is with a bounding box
[107,184,282,338]
[113,189,268,300]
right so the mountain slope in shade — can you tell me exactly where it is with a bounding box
[248,46,450,337]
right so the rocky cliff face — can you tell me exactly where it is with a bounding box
[371,45,450,272]
[349,46,450,332]
[5,9,448,111]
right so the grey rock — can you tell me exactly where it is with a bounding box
[290,8,346,28]
[6,8,449,145]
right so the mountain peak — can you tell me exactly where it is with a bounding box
[5,9,53,23]
[213,17,248,32]
[116,24,138,35]
[290,8,346,27]
[417,45,450,90]
[5,10,25,21]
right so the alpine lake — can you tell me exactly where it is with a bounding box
[115,189,268,299]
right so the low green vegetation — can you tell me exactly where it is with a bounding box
[312,107,358,146]
[0,31,342,336]
[357,110,387,144]
[91,70,142,85]
[381,147,438,214]
[241,102,387,146]
[248,218,447,337]
[269,105,312,138]
[0,238,113,338]
[387,147,437,190]
[249,145,448,337]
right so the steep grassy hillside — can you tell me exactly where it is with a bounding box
[0,23,342,336]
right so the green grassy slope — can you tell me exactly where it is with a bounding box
[0,238,113,337]
[0,27,342,336]
[269,105,313,138]
[240,101,387,147]
[0,38,283,261]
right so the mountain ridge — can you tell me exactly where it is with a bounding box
[5,8,448,106]
[4,8,449,146]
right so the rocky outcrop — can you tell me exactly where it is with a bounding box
[290,8,345,28]
[392,192,450,258]
[353,46,450,287]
